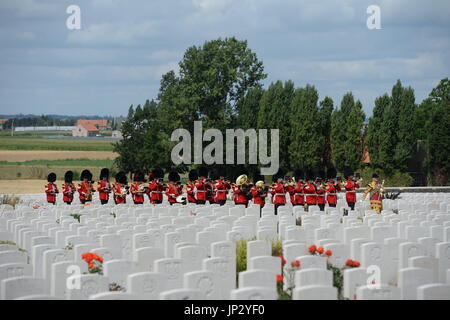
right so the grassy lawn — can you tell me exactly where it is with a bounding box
[0,137,115,151]
[0,130,72,137]
[0,158,115,167]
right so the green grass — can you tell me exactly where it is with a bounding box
[0,131,72,137]
[0,137,115,151]
[0,158,115,167]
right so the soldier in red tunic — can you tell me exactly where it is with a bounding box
[232,181,250,207]
[315,174,326,211]
[166,171,182,205]
[130,171,146,205]
[195,166,208,205]
[113,171,129,204]
[148,168,165,204]
[251,174,267,214]
[325,168,339,208]
[45,172,58,205]
[97,168,111,205]
[343,167,360,211]
[293,169,305,207]
[78,170,95,204]
[285,175,296,206]
[303,171,317,208]
[62,171,76,205]
[270,171,286,215]
[186,169,198,204]
[214,168,229,206]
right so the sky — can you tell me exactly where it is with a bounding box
[0,0,449,117]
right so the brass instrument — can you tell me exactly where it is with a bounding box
[235,174,248,186]
[379,180,385,193]
[138,183,149,193]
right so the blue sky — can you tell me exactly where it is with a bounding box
[0,0,449,117]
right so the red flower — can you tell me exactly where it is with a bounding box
[276,274,283,283]
[308,245,317,254]
[325,250,332,257]
[82,253,94,263]
[353,261,360,267]
[345,259,354,267]
[279,255,286,266]
[88,263,94,269]
[317,247,324,254]
[291,260,301,268]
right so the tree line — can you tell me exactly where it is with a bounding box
[114,37,449,186]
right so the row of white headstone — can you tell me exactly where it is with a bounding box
[0,192,450,300]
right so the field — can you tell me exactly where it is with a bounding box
[0,137,115,151]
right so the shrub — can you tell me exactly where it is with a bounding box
[359,167,413,187]
[0,195,21,209]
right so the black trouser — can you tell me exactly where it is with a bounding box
[101,199,108,205]
[274,203,285,215]
[48,201,56,205]
[197,200,206,205]
[153,200,162,204]
[235,202,247,208]
[218,200,226,206]
[347,202,355,210]
[80,199,86,204]
[318,203,325,211]
[134,201,143,205]
[188,200,196,204]
[64,201,72,205]
[329,204,336,207]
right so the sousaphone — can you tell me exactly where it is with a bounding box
[236,174,248,186]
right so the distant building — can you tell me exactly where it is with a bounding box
[0,118,8,130]
[76,119,109,130]
[72,119,109,137]
[15,126,76,132]
[112,130,123,138]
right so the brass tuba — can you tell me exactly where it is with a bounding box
[235,174,248,186]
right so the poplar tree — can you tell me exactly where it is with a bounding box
[366,94,389,168]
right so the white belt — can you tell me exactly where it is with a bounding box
[152,191,162,194]
[294,193,304,196]
[197,190,207,192]
[275,193,285,195]
[217,190,227,192]
[327,193,337,195]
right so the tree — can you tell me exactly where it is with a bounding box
[366,94,389,168]
[425,78,450,185]
[289,85,321,171]
[394,86,417,171]
[318,97,334,169]
[331,92,355,171]
[344,100,366,169]
[238,86,264,129]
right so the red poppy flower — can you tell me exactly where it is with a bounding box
[308,245,317,254]
[291,260,301,268]
[345,259,354,267]
[276,274,283,283]
[353,261,360,267]
[325,250,332,257]
[317,247,324,254]
[279,255,286,266]
[88,263,94,269]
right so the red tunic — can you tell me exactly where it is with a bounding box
[113,183,128,204]
[186,182,197,203]
[130,182,145,203]
[195,179,208,201]
[78,182,94,201]
[233,186,249,205]
[345,180,359,203]
[285,185,295,205]
[165,183,181,204]
[271,183,286,205]
[303,183,317,205]
[316,185,326,204]
[97,180,111,201]
[45,183,58,203]
[62,182,75,203]
[148,181,164,203]
[215,179,229,201]
[293,182,304,205]
[325,183,338,205]
[251,186,266,207]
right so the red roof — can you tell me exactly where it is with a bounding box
[79,123,99,132]
[76,119,108,127]
[0,118,8,124]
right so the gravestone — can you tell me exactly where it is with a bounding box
[127,272,168,299]
[292,285,337,300]
[183,270,221,300]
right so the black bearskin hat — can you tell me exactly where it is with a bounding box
[198,166,208,178]
[372,173,379,179]
[64,171,73,183]
[343,166,354,179]
[47,172,56,183]
[116,171,128,184]
[327,167,337,180]
[168,171,180,182]
[80,169,92,181]
[99,168,110,180]
[133,171,145,182]
[294,169,304,181]
[305,170,314,181]
[252,172,264,184]
[209,168,219,181]
[188,169,198,181]
[272,168,286,182]
[217,167,226,179]
[316,170,325,181]
[151,167,164,180]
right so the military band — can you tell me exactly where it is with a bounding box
[43,167,385,214]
